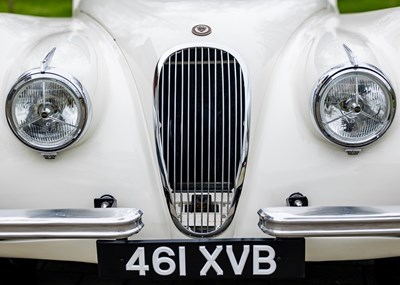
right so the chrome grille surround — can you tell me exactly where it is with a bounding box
[154,45,250,237]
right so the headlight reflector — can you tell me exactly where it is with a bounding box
[6,70,90,153]
[312,66,396,148]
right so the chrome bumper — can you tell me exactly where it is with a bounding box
[258,206,400,237]
[0,208,143,239]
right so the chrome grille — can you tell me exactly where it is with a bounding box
[154,46,249,237]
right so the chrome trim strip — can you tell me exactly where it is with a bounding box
[0,208,143,239]
[258,206,400,237]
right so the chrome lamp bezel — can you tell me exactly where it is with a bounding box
[311,63,396,149]
[5,68,91,155]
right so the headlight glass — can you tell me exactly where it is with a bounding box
[312,66,396,148]
[6,71,90,153]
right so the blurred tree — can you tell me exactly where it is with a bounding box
[7,0,14,13]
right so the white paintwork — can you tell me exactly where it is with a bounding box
[0,0,400,265]
[73,0,80,10]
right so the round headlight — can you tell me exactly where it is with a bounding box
[311,65,396,148]
[6,69,90,153]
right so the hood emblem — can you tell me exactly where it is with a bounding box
[192,24,212,36]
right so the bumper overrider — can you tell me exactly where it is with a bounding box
[0,208,143,239]
[258,206,400,237]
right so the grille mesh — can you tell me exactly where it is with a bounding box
[155,47,247,236]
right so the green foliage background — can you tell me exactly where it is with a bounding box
[0,0,72,17]
[0,0,399,17]
[338,0,400,13]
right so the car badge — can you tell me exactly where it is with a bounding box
[192,24,212,36]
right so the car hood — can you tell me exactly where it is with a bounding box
[79,0,331,63]
[78,0,332,131]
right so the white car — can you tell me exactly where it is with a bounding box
[0,0,400,280]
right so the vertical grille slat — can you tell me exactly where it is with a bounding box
[213,48,218,229]
[186,49,191,225]
[227,51,232,209]
[193,48,197,228]
[180,50,184,223]
[220,50,225,226]
[200,47,204,231]
[173,53,178,207]
[233,58,237,196]
[155,46,248,237]
[207,47,211,231]
[167,57,171,204]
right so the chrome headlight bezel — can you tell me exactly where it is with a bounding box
[5,68,91,154]
[311,63,396,149]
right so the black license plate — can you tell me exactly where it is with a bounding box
[97,238,304,280]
